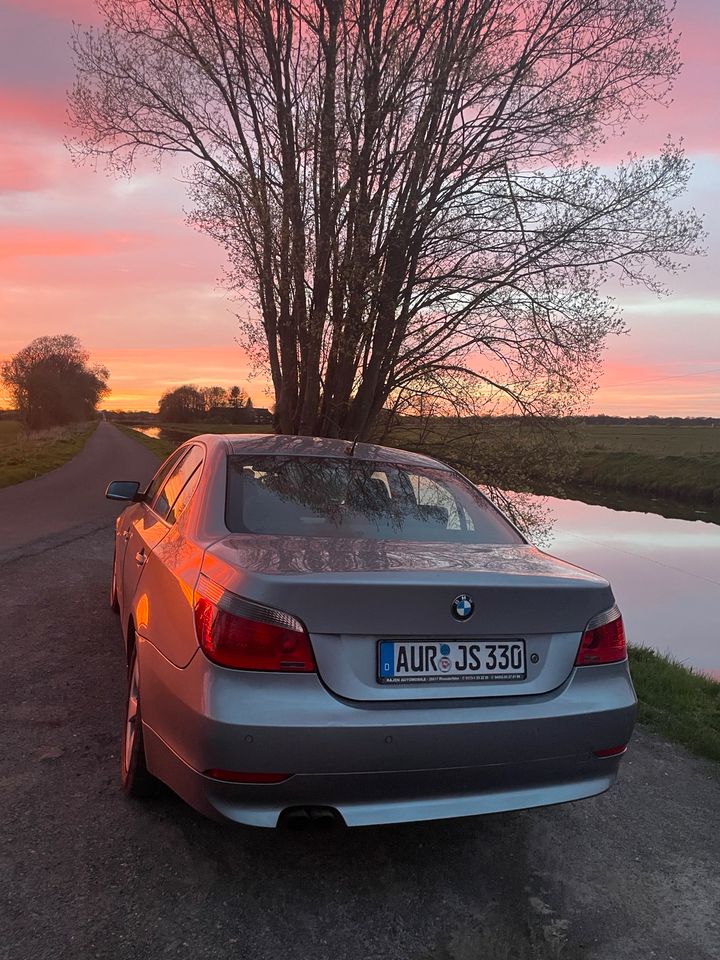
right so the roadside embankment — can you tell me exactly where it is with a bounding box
[567,449,720,505]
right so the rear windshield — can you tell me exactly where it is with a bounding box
[225,455,523,544]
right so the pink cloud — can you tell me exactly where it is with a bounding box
[592,4,720,162]
[0,228,152,260]
[590,361,720,417]
[1,0,98,20]
[0,90,66,133]
[0,144,52,192]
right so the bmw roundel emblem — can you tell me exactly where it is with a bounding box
[452,594,474,621]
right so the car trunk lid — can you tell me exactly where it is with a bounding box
[202,536,614,701]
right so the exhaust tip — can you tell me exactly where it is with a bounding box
[279,806,344,831]
[309,808,340,830]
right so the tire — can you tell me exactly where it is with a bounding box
[110,549,120,614]
[121,644,159,798]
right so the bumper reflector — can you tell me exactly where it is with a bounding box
[593,745,628,758]
[203,769,291,784]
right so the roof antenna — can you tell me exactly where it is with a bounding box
[346,432,361,457]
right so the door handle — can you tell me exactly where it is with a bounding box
[135,549,147,566]
[122,531,131,541]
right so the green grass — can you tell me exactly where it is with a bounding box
[629,646,720,762]
[571,449,720,503]
[574,422,720,456]
[0,421,97,488]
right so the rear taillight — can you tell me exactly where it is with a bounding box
[194,574,316,672]
[575,605,627,666]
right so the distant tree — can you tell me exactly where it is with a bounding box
[158,385,205,422]
[1,335,109,429]
[228,385,249,409]
[201,385,229,412]
[245,397,254,409]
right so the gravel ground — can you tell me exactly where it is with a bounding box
[0,424,718,960]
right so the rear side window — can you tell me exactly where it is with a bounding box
[153,445,204,524]
[225,456,523,545]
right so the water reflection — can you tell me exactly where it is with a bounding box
[531,482,720,526]
[129,425,188,443]
[531,494,720,676]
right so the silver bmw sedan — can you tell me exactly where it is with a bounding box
[106,434,636,828]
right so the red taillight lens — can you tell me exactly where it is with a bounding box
[575,606,627,666]
[194,575,316,672]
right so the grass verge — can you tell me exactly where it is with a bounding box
[629,646,720,762]
[0,421,97,488]
[572,450,720,505]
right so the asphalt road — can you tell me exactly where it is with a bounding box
[0,421,159,558]
[0,424,718,960]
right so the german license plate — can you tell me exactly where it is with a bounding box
[377,640,526,684]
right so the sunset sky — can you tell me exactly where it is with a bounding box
[0,0,719,415]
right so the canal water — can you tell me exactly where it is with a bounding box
[534,494,720,678]
[128,425,719,675]
[130,425,188,443]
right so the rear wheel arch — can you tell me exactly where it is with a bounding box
[126,617,137,670]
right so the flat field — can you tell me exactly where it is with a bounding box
[571,421,720,455]
[386,418,720,505]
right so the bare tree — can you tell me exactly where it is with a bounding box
[70,0,702,440]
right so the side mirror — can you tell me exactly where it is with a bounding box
[105,480,145,503]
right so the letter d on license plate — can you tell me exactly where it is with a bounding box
[377,640,526,684]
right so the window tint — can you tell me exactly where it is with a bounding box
[144,446,187,503]
[153,445,204,523]
[226,456,522,544]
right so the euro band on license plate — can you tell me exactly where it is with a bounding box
[377,640,526,684]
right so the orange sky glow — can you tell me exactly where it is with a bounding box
[1,0,719,416]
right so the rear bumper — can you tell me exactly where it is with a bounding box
[139,639,637,827]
